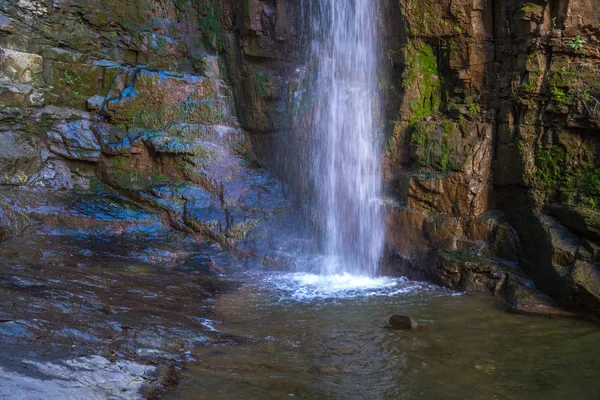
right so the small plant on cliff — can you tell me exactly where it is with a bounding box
[588,199,597,209]
[578,169,600,197]
[551,17,557,29]
[453,26,463,35]
[552,86,567,103]
[534,143,565,185]
[63,71,75,85]
[579,87,600,116]
[469,94,481,115]
[569,35,585,51]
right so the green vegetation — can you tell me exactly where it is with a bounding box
[253,70,269,97]
[199,0,222,50]
[551,86,567,103]
[569,35,586,51]
[409,2,439,36]
[578,86,600,116]
[588,199,597,209]
[63,70,75,86]
[532,140,600,207]
[577,169,600,197]
[410,120,463,173]
[551,66,575,87]
[533,143,565,184]
[437,248,478,263]
[108,155,171,190]
[404,42,441,124]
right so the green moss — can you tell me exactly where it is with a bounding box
[244,37,262,57]
[410,123,429,146]
[50,61,103,107]
[437,249,477,263]
[534,143,565,183]
[551,67,576,87]
[89,177,105,192]
[552,86,568,103]
[253,70,269,97]
[228,220,261,241]
[200,2,219,36]
[405,42,440,124]
[407,1,443,37]
[107,156,169,190]
[578,169,600,197]
[442,121,454,135]
[410,120,462,173]
[96,11,109,26]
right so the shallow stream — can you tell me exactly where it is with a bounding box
[167,272,600,400]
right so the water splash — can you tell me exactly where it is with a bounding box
[260,273,435,302]
[291,0,385,276]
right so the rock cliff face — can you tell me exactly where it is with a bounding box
[0,0,293,261]
[1,0,600,317]
[380,0,600,316]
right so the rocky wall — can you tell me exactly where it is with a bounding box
[382,0,600,317]
[0,0,293,259]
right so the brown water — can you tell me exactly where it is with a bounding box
[166,273,600,400]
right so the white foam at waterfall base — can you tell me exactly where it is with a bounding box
[261,272,435,302]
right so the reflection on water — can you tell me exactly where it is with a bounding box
[167,273,600,400]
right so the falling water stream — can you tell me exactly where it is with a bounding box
[295,0,384,276]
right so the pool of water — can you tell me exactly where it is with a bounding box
[166,272,600,400]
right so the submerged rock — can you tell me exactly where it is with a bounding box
[388,315,418,330]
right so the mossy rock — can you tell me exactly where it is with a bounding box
[409,119,468,172]
[49,61,104,108]
[404,41,441,124]
[546,204,600,241]
[102,150,173,191]
[105,70,222,128]
[436,249,511,294]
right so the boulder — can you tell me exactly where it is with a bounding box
[0,48,43,85]
[0,78,44,107]
[0,131,42,185]
[571,261,600,315]
[388,315,418,329]
[47,120,101,162]
[28,160,75,190]
[547,205,600,242]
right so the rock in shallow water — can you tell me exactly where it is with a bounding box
[388,315,418,330]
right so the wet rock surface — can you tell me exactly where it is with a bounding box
[0,355,157,400]
[0,230,244,398]
[0,2,306,396]
[388,315,418,330]
[378,0,600,317]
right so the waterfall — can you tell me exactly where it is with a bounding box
[290,0,384,277]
